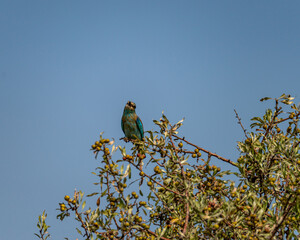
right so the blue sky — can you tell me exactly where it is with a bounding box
[0,1,299,239]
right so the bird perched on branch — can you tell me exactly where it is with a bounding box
[121,101,144,141]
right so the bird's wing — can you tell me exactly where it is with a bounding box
[136,116,144,138]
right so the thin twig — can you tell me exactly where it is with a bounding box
[173,135,237,167]
[74,204,90,238]
[234,109,248,139]
[273,111,300,125]
[127,159,184,196]
[261,100,280,142]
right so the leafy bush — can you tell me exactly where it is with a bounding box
[36,94,300,240]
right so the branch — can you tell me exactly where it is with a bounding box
[169,135,190,235]
[127,159,184,196]
[273,111,300,125]
[234,109,249,139]
[183,196,189,235]
[268,196,296,240]
[74,204,90,238]
[173,135,237,167]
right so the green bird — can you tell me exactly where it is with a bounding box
[121,101,144,141]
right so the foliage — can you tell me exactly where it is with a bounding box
[35,211,50,240]
[35,94,300,240]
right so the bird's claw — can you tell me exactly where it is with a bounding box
[120,137,130,143]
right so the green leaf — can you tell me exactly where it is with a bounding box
[159,226,168,238]
[82,201,86,210]
[278,93,287,99]
[123,164,131,179]
[76,228,82,235]
[251,117,264,123]
[281,99,293,105]
[87,192,98,197]
[260,97,271,102]
[118,198,126,209]
[101,189,108,197]
[128,207,133,215]
[153,120,160,125]
[79,191,84,199]
[142,208,147,215]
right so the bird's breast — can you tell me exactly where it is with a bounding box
[122,114,141,138]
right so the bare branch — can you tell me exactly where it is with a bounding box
[234,109,249,138]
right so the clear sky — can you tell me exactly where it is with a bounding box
[0,1,299,239]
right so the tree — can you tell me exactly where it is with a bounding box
[35,94,300,240]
